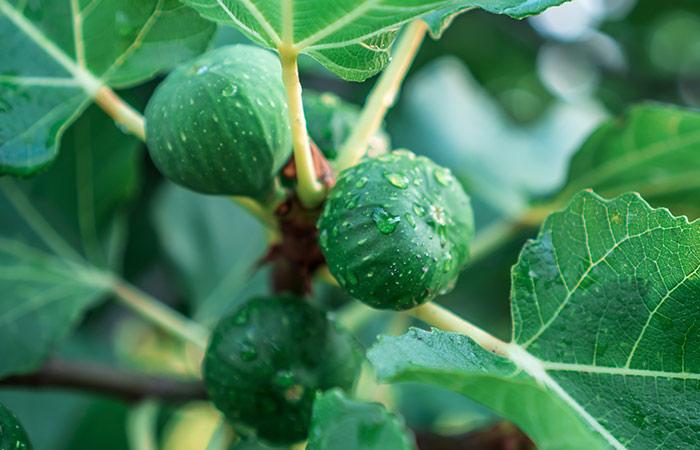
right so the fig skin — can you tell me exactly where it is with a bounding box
[145,45,291,199]
[203,295,363,444]
[318,150,474,310]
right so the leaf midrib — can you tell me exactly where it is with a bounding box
[0,0,102,94]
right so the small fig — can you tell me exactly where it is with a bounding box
[318,150,474,310]
[203,295,363,444]
[146,45,291,199]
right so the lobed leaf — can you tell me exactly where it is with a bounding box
[307,390,417,450]
[0,0,215,175]
[181,0,568,81]
[558,104,700,218]
[371,191,700,449]
[0,238,109,377]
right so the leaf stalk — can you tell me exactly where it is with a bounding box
[279,47,326,208]
[336,20,428,171]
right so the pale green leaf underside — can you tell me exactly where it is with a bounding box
[0,238,109,377]
[559,104,700,218]
[368,329,606,450]
[307,390,417,450]
[0,0,215,175]
[372,191,700,449]
[181,0,568,81]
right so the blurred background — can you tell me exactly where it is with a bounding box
[2,0,700,448]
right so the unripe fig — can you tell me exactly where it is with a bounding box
[145,45,291,199]
[203,295,363,444]
[303,91,389,161]
[0,404,32,450]
[318,150,474,310]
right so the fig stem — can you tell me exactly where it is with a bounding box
[111,277,210,351]
[279,47,326,208]
[336,20,428,171]
[231,196,281,242]
[93,86,146,141]
[408,302,509,357]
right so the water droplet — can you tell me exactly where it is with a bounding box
[413,204,426,217]
[196,65,209,75]
[347,271,359,285]
[442,254,454,273]
[239,341,257,361]
[434,167,452,186]
[179,132,187,142]
[438,226,448,247]
[222,84,238,97]
[232,308,249,325]
[345,195,360,209]
[372,207,401,234]
[404,213,416,228]
[273,370,296,389]
[319,229,329,248]
[384,172,409,189]
[355,176,368,188]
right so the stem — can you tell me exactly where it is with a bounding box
[0,358,206,402]
[408,302,509,356]
[93,86,146,141]
[231,196,281,242]
[111,277,210,351]
[336,20,428,171]
[279,47,325,208]
[127,400,160,450]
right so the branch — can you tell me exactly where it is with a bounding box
[336,20,428,171]
[0,358,207,403]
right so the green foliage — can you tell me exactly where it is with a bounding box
[181,0,567,81]
[2,0,699,448]
[370,191,700,448]
[145,45,291,198]
[319,150,474,310]
[0,0,215,175]
[307,390,416,450]
[151,183,268,324]
[557,104,700,218]
[303,91,389,162]
[203,295,364,444]
[0,403,32,450]
[0,239,109,377]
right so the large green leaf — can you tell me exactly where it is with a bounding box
[0,238,109,377]
[0,101,143,268]
[181,0,567,81]
[370,191,700,449]
[0,100,143,377]
[0,0,215,175]
[307,390,416,450]
[557,104,700,218]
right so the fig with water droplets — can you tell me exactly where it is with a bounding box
[318,150,474,310]
[0,404,32,450]
[145,45,292,199]
[203,295,363,444]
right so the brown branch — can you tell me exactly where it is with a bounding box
[0,358,207,403]
[415,422,535,450]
